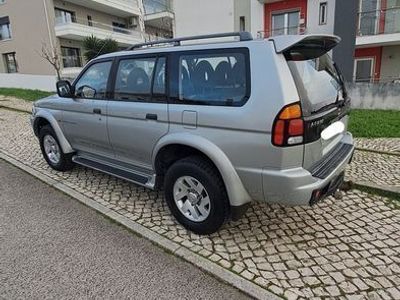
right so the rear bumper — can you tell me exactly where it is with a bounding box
[262,132,354,206]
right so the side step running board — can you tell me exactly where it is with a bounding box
[72,156,155,188]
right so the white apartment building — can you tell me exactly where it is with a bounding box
[0,0,174,87]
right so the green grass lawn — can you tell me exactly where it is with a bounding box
[348,109,400,138]
[0,88,54,101]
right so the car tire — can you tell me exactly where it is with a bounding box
[164,156,229,235]
[39,125,74,171]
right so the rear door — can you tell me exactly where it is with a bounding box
[273,35,351,169]
[107,54,169,169]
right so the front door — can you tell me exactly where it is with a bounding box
[61,60,113,157]
[107,55,169,169]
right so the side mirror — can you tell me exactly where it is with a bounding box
[56,80,74,98]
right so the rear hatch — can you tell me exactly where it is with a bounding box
[271,35,351,170]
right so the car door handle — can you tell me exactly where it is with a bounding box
[146,113,158,120]
[93,108,102,114]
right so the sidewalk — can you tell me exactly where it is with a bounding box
[1,106,400,299]
[355,138,400,155]
[0,95,32,113]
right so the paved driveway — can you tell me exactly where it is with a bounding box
[0,160,248,299]
[1,108,400,299]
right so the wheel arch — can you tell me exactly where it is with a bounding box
[152,133,252,207]
[33,110,74,154]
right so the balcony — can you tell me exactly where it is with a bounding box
[54,17,143,47]
[143,0,174,31]
[356,7,400,47]
[62,0,140,17]
[257,24,306,38]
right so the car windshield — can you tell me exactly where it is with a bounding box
[287,53,344,115]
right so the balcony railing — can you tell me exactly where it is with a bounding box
[55,16,142,38]
[257,24,306,38]
[143,32,173,42]
[143,0,172,15]
[62,0,140,17]
[357,6,400,36]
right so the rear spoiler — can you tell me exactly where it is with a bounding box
[269,34,341,60]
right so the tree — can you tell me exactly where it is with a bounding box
[83,35,119,61]
[39,42,62,81]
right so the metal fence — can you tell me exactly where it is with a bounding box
[357,6,400,36]
[257,24,306,38]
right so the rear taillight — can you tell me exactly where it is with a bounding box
[272,102,304,147]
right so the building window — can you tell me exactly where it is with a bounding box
[112,22,127,33]
[87,15,93,27]
[354,58,374,82]
[0,16,11,40]
[55,8,76,24]
[271,11,300,36]
[358,0,380,36]
[319,2,327,25]
[3,52,17,73]
[61,47,82,68]
[240,16,245,31]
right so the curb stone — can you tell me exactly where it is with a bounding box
[0,150,280,300]
[355,147,400,157]
[353,181,400,197]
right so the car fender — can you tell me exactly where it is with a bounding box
[152,132,252,207]
[33,109,74,154]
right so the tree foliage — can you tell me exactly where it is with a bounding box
[83,35,119,61]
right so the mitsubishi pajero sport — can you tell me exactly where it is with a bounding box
[31,32,354,234]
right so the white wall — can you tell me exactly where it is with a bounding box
[0,74,57,92]
[234,0,250,33]
[173,0,234,37]
[249,0,264,38]
[307,0,335,34]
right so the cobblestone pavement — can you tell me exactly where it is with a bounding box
[355,138,400,154]
[345,150,400,188]
[1,108,400,299]
[0,96,32,113]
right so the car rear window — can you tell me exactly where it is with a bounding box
[176,50,250,106]
[287,54,344,115]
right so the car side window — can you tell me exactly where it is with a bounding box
[177,51,248,106]
[114,57,158,101]
[75,61,112,99]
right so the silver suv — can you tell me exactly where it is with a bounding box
[31,32,354,234]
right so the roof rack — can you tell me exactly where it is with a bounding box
[127,32,253,51]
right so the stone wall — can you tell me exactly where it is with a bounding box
[347,82,400,110]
